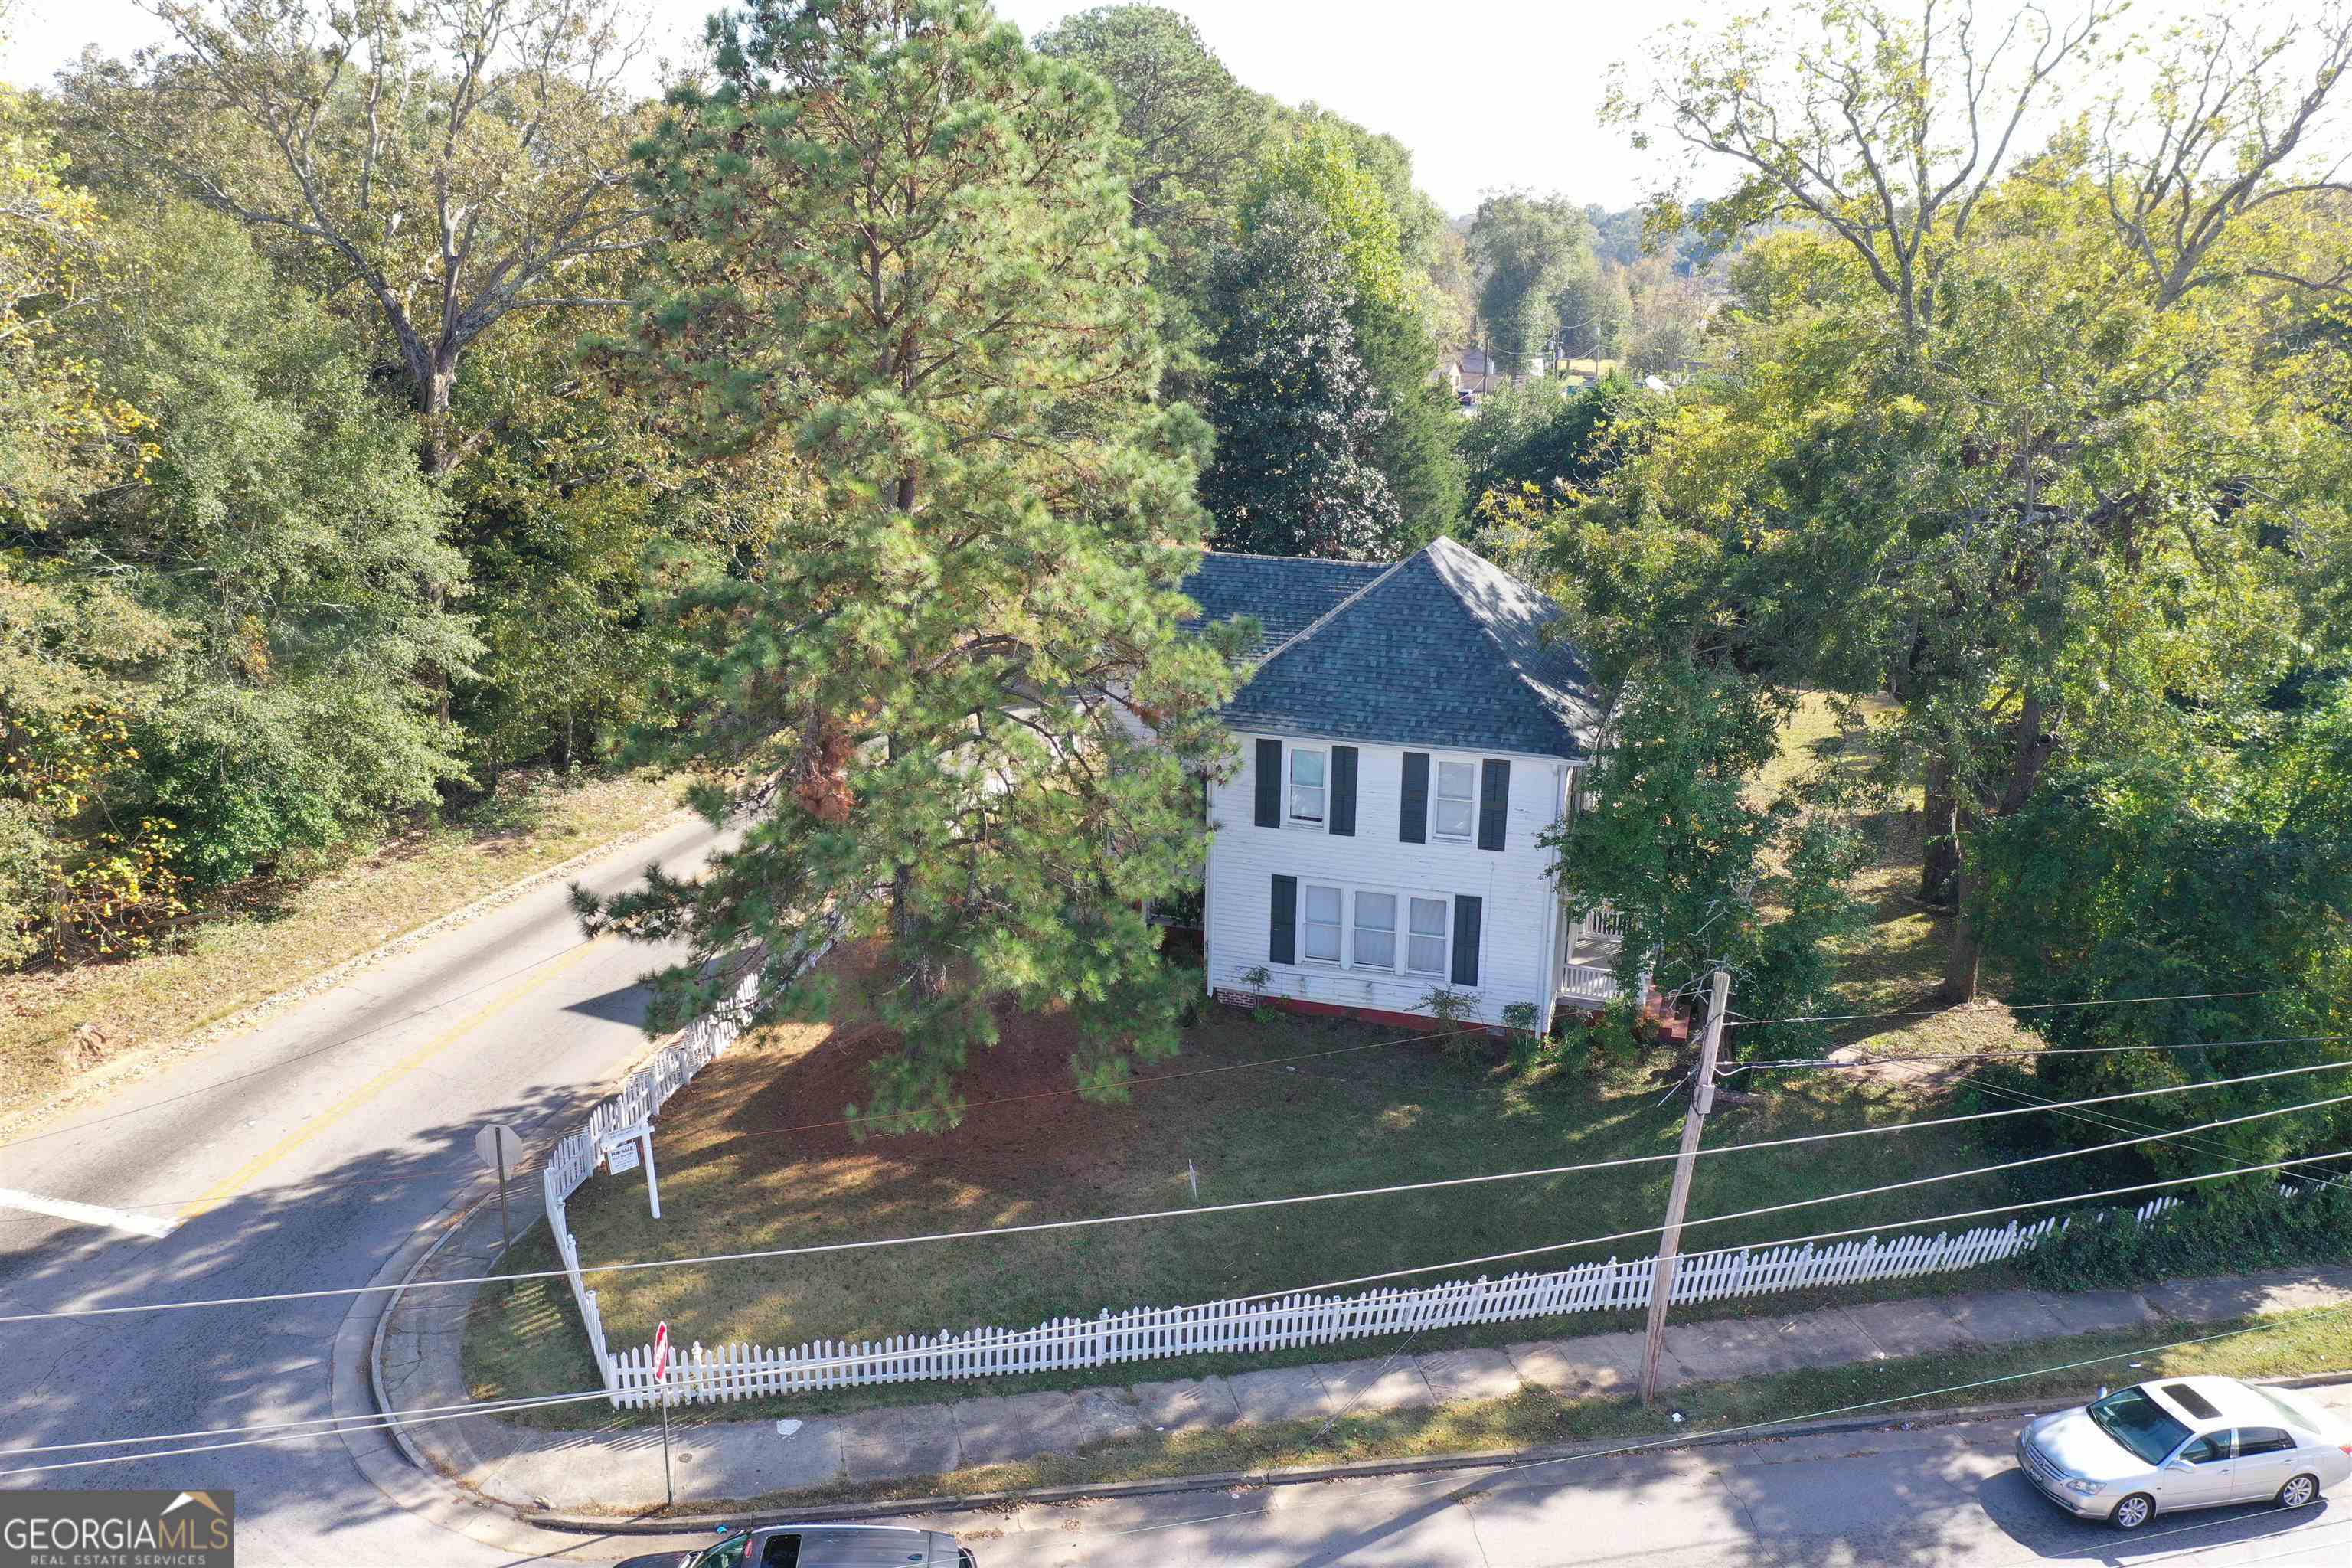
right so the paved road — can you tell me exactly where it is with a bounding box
[0,815,723,1566]
[949,1390,2352,1568]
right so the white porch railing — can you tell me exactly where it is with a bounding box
[1560,963,1623,1004]
[1581,902,1628,939]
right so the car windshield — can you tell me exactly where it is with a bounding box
[691,1532,751,1568]
[2086,1388,2193,1467]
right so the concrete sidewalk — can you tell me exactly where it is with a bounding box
[377,1191,2352,1514]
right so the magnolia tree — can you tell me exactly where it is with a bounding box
[577,0,1238,1131]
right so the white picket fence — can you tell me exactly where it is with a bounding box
[602,1192,2227,1410]
[537,963,776,1402]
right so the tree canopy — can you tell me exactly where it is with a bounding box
[580,0,1238,1129]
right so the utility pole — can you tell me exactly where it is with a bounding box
[1640,967,1731,1406]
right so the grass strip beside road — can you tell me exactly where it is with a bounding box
[0,768,684,1122]
[613,1305,2352,1518]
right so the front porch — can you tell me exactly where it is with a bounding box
[1558,903,1632,1007]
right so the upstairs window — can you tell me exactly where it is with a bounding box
[1289,747,1327,826]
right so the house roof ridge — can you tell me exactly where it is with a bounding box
[1419,535,1589,749]
[1198,547,1397,567]
[1246,546,1427,671]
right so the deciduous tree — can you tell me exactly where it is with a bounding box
[64,0,651,467]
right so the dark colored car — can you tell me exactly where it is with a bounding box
[619,1523,972,1568]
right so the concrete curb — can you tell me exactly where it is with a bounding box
[4,802,697,1140]
[331,1166,580,1560]
[521,1370,2352,1536]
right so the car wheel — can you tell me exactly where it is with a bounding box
[2110,1494,2155,1530]
[2278,1474,2321,1509]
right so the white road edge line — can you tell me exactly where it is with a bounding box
[0,1188,176,1240]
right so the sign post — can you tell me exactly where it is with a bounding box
[474,1124,526,1256]
[653,1320,674,1509]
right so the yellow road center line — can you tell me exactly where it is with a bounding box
[175,939,612,1224]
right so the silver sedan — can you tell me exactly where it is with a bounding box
[2017,1375,2352,1530]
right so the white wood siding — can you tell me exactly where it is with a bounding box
[1205,732,1571,1027]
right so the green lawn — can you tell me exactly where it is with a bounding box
[468,942,2034,1416]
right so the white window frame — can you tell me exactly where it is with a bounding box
[1404,893,1451,978]
[1298,881,1345,965]
[1287,743,1328,830]
[1283,877,1464,983]
[1349,890,1398,970]
[1431,756,1479,843]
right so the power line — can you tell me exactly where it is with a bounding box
[11,1056,2349,1325]
[0,1389,609,1459]
[0,1018,1508,1230]
[1962,1077,2352,1194]
[1214,1143,2352,1305]
[1726,988,2279,1029]
[1723,1032,2352,1077]
[9,1067,2349,1328]
[0,1390,611,1480]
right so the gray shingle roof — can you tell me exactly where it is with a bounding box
[1179,552,1390,656]
[1181,537,1606,760]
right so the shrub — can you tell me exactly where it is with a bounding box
[2019,1184,2352,1292]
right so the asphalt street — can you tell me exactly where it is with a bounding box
[0,814,723,1566]
[948,1390,2352,1568]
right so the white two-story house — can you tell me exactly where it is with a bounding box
[1182,536,1620,1034]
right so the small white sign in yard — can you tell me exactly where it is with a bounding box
[599,1121,660,1217]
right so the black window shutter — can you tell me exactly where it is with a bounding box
[1253,738,1281,828]
[1477,759,1510,851]
[1269,874,1298,965]
[1329,746,1358,836]
[1399,752,1429,843]
[1451,895,1481,986]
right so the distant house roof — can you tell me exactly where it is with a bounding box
[1181,537,1606,760]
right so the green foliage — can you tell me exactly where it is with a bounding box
[1545,662,1868,1057]
[1467,191,1598,370]
[1965,687,2352,1175]
[1242,122,1462,543]
[60,204,474,884]
[593,0,1237,1129]
[1589,0,2352,997]
[1457,375,1648,515]
[1197,196,1403,558]
[1034,5,1269,331]
[2017,1186,2352,1292]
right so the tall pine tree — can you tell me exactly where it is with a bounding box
[587,0,1236,1129]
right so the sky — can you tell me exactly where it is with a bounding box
[0,0,1723,216]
